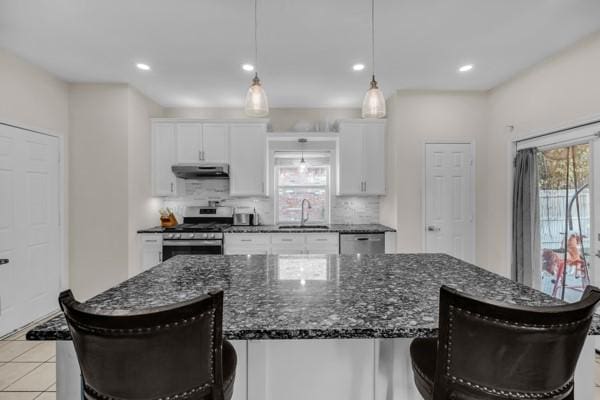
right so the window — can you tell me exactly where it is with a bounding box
[275,154,330,224]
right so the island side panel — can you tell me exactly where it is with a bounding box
[247,339,376,400]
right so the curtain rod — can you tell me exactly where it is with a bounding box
[515,119,600,144]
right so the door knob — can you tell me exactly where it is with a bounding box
[0,259,8,265]
[596,251,600,259]
[427,226,440,232]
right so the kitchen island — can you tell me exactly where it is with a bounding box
[29,254,600,400]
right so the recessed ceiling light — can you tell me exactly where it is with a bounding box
[242,64,255,71]
[353,63,365,71]
[458,64,473,72]
[136,63,151,71]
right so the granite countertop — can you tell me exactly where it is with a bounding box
[224,224,396,234]
[138,224,396,234]
[28,253,598,341]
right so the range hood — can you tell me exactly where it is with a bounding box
[171,164,229,179]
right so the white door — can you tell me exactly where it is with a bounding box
[425,143,475,262]
[152,122,177,196]
[337,123,364,195]
[0,124,60,336]
[229,124,266,196]
[175,122,203,163]
[202,124,229,163]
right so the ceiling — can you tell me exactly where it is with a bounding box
[1,0,599,108]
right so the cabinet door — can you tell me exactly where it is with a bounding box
[203,123,229,163]
[152,123,177,196]
[337,123,364,195]
[363,123,386,195]
[140,234,163,271]
[229,124,267,196]
[175,122,203,163]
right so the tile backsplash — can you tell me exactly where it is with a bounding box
[162,179,380,225]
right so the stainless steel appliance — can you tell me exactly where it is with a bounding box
[161,206,233,260]
[171,164,229,179]
[233,213,251,226]
[340,233,385,254]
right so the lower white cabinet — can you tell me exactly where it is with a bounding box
[140,234,163,271]
[224,233,339,255]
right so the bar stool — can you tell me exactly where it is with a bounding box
[59,289,236,400]
[410,285,600,400]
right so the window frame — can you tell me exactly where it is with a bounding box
[274,164,331,225]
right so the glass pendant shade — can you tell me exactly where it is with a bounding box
[299,157,307,173]
[361,76,386,118]
[245,74,269,117]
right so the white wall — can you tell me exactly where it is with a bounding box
[68,84,130,300]
[482,31,600,278]
[127,88,163,276]
[380,91,489,259]
[163,107,360,132]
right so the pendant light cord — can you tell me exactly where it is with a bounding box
[371,0,375,78]
[254,0,259,74]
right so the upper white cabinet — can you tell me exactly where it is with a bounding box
[152,122,177,196]
[337,120,386,196]
[175,122,228,163]
[202,123,229,163]
[151,119,267,197]
[229,123,268,197]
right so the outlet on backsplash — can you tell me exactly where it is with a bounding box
[162,179,380,225]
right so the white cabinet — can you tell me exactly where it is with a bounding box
[175,122,203,163]
[224,233,270,255]
[175,122,229,163]
[140,234,163,271]
[229,124,267,196]
[202,123,229,163]
[152,123,177,196]
[337,120,386,195]
[224,233,339,255]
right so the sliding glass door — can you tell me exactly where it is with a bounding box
[538,143,593,301]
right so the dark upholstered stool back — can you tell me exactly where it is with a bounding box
[434,285,600,400]
[59,289,226,400]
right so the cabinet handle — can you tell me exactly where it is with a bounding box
[170,182,174,193]
[159,252,163,262]
[241,239,252,242]
[202,151,205,160]
[261,182,265,193]
[199,150,202,161]
[315,239,327,241]
[281,239,293,242]
[0,259,8,265]
[364,181,367,192]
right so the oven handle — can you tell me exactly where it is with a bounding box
[163,240,223,247]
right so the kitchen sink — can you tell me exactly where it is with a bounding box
[278,225,330,229]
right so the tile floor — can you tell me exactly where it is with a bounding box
[0,318,57,400]
[2,321,600,399]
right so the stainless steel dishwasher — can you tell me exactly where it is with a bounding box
[340,233,385,254]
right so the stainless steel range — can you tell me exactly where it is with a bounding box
[161,206,233,260]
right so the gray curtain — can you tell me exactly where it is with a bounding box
[512,148,540,286]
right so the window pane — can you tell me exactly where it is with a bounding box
[278,187,327,223]
[278,166,328,186]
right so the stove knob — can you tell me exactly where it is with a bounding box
[173,234,181,239]
[164,233,173,239]
[189,233,196,239]
[209,233,215,239]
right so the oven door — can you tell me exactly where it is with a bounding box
[162,240,223,261]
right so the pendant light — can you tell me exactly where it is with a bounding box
[361,0,385,118]
[245,0,269,117]
[298,138,308,173]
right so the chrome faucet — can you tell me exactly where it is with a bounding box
[301,199,312,226]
